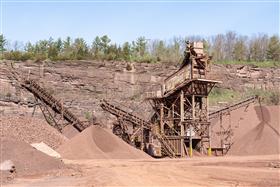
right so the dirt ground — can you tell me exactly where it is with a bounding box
[2,154,279,187]
[1,105,279,187]
[1,61,279,187]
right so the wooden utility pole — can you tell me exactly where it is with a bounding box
[190,94,195,157]
[180,91,185,157]
[160,103,164,134]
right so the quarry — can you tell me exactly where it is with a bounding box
[0,42,279,187]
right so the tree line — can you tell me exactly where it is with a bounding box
[0,31,279,64]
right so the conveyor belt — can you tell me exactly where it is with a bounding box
[100,99,176,157]
[21,79,89,132]
[209,96,257,120]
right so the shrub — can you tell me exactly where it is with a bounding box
[3,51,33,61]
[268,91,280,105]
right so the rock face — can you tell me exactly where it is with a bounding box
[208,64,280,91]
[0,60,279,127]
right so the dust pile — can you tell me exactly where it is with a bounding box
[62,124,79,139]
[57,125,150,159]
[1,138,65,183]
[228,105,280,155]
[0,116,68,149]
[211,105,280,156]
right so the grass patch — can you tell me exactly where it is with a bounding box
[209,87,280,106]
[244,88,280,105]
[213,61,280,68]
[209,88,242,106]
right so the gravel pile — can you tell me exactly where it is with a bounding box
[228,105,280,155]
[0,116,68,149]
[1,138,65,183]
[57,125,150,159]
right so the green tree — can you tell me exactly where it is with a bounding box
[266,35,280,61]
[122,42,131,61]
[56,38,63,53]
[233,36,247,61]
[47,37,59,60]
[25,42,34,53]
[60,36,72,59]
[72,38,89,60]
[100,35,111,55]
[155,40,165,61]
[63,36,71,49]
[32,40,49,60]
[106,44,119,60]
[92,36,102,59]
[202,39,210,53]
[249,34,268,61]
[135,37,147,57]
[0,34,6,59]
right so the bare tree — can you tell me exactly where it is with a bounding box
[224,31,237,61]
[211,34,225,62]
[249,34,269,61]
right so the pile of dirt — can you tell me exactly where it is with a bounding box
[1,138,65,182]
[211,105,280,156]
[57,126,150,159]
[62,125,79,139]
[228,105,280,155]
[0,116,68,149]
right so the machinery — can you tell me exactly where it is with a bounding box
[102,41,221,157]
[8,67,90,133]
[147,41,220,157]
[6,41,258,158]
[101,41,258,158]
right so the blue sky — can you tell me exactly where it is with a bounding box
[1,0,279,44]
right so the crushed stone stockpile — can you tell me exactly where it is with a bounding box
[0,116,68,149]
[0,138,65,182]
[228,105,280,155]
[57,125,151,159]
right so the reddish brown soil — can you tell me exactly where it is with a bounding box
[211,105,280,155]
[57,125,150,159]
[0,138,65,183]
[3,155,279,187]
[0,116,68,149]
[62,125,79,139]
[229,106,280,155]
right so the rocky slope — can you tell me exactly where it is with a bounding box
[0,60,279,126]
